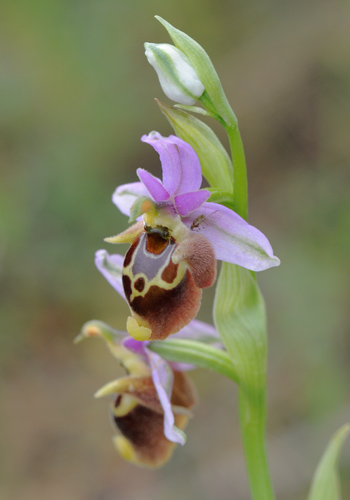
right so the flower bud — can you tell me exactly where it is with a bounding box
[144,43,205,105]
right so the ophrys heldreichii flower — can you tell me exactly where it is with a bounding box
[102,132,280,341]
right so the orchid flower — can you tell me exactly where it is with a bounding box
[103,132,280,342]
[94,247,222,350]
[76,316,220,468]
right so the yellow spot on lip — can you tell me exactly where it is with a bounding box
[143,212,156,227]
[127,316,152,341]
[113,394,139,417]
[113,435,138,463]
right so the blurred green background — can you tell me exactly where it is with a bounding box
[1,1,350,499]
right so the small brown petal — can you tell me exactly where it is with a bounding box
[171,371,197,409]
[172,232,216,288]
[112,375,163,413]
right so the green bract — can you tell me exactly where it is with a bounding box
[149,338,238,382]
[157,100,233,193]
[155,16,237,127]
[214,263,274,500]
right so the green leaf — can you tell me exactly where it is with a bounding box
[174,104,212,117]
[148,339,238,382]
[157,100,233,192]
[214,263,275,500]
[307,424,350,500]
[155,16,237,128]
[214,263,266,394]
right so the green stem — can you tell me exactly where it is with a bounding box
[239,388,276,500]
[222,109,273,498]
[226,124,248,221]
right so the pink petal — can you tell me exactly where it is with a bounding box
[174,190,210,216]
[146,349,186,445]
[137,168,170,202]
[94,250,126,299]
[112,181,149,217]
[141,132,203,196]
[184,202,280,271]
